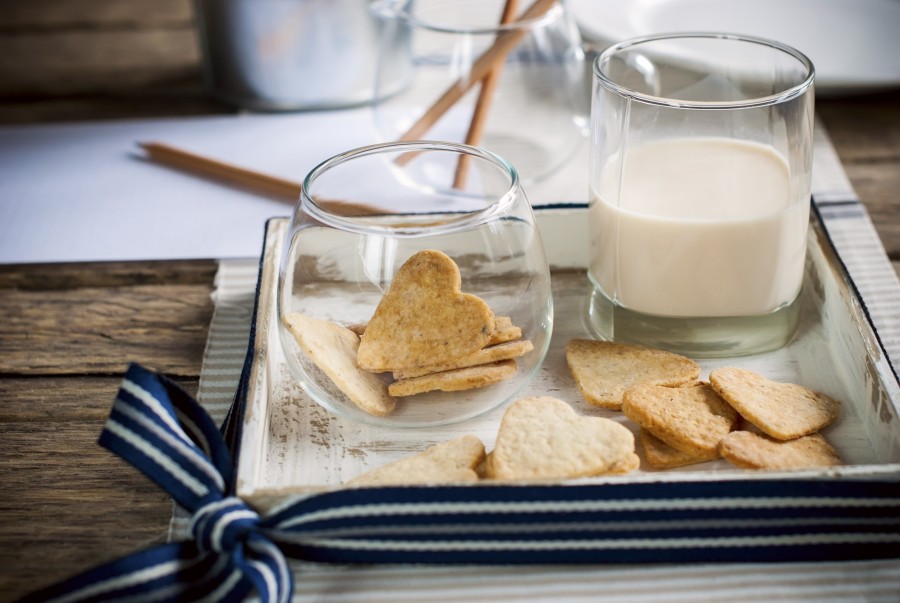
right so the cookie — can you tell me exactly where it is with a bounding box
[283,313,396,416]
[487,396,636,480]
[719,431,842,470]
[346,435,485,486]
[388,359,517,397]
[348,315,519,347]
[345,322,367,337]
[488,316,523,346]
[709,367,841,440]
[393,339,533,380]
[639,428,718,469]
[608,452,642,474]
[357,250,494,372]
[566,340,700,410]
[622,383,738,456]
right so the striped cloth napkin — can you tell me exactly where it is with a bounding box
[171,122,900,602]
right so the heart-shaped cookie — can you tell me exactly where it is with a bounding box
[709,367,841,440]
[488,396,636,480]
[283,313,396,416]
[566,340,700,410]
[346,435,486,486]
[388,359,518,397]
[719,431,842,470]
[622,383,738,456]
[357,249,493,371]
[639,428,719,469]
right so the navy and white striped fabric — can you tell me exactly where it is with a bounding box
[18,363,900,602]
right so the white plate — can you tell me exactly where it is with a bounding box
[569,0,900,95]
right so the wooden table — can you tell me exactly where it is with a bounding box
[1,3,899,601]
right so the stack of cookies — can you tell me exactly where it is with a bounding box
[566,340,843,471]
[284,249,534,417]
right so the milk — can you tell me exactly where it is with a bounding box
[589,137,809,318]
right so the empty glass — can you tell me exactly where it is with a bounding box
[277,141,553,428]
[371,0,589,187]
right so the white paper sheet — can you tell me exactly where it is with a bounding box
[0,109,589,264]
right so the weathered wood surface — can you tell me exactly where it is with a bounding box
[0,377,190,599]
[0,0,197,96]
[0,259,217,290]
[0,261,216,376]
[0,0,229,123]
[0,283,213,375]
[0,0,898,601]
[818,94,900,262]
[0,263,215,602]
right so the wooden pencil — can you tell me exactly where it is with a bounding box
[139,141,302,202]
[452,0,521,188]
[393,0,558,166]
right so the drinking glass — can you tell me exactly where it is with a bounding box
[371,0,589,187]
[588,33,815,357]
[277,141,553,428]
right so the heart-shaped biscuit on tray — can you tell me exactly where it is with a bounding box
[639,428,719,470]
[487,396,636,480]
[719,431,842,470]
[623,383,738,457]
[346,435,486,486]
[357,249,494,372]
[709,367,841,440]
[566,340,700,410]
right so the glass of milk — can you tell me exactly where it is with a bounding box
[588,33,815,357]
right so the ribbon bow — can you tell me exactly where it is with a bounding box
[21,363,292,603]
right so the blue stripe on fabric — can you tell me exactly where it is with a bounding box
[108,400,224,493]
[206,509,259,553]
[266,479,900,530]
[273,503,900,534]
[810,201,900,386]
[79,549,231,603]
[276,515,900,541]
[277,523,900,544]
[99,364,236,512]
[219,220,270,490]
[288,539,900,565]
[113,381,189,446]
[158,372,232,479]
[98,422,210,507]
[100,410,214,507]
[121,362,232,481]
[15,543,253,603]
[290,477,900,506]
[229,536,291,603]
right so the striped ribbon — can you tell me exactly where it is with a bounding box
[19,363,900,602]
[19,363,292,603]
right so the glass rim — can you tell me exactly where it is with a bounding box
[300,140,521,237]
[372,0,564,36]
[593,32,816,110]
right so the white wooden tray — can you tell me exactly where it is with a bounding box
[233,208,900,514]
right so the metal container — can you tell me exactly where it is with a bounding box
[194,0,408,111]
